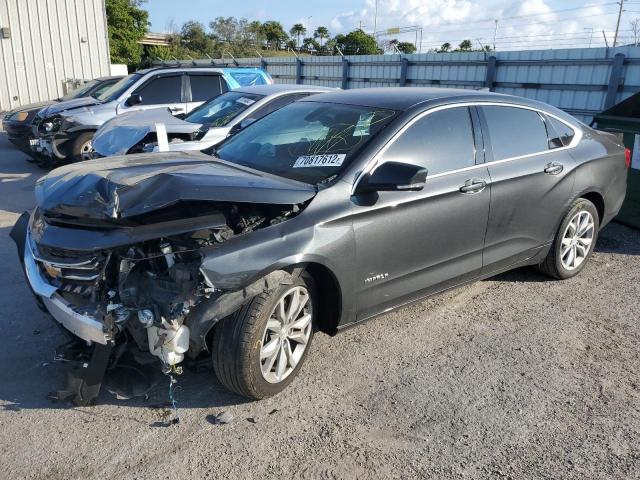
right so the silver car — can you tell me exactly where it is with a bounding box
[91,84,336,157]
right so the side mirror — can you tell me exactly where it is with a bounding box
[355,162,427,195]
[240,117,256,129]
[126,94,142,106]
[228,118,256,137]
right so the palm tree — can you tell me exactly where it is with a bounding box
[314,26,330,49]
[290,23,307,49]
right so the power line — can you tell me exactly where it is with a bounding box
[411,2,618,29]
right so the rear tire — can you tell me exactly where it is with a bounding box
[69,131,95,163]
[211,274,315,399]
[538,198,599,279]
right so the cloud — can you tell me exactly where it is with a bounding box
[331,0,620,51]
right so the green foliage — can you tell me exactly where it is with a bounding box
[334,29,381,55]
[105,0,149,67]
[290,23,307,48]
[261,21,289,49]
[314,26,330,48]
[457,39,473,52]
[180,21,215,55]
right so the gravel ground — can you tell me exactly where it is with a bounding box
[0,133,638,479]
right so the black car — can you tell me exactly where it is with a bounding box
[11,88,628,404]
[2,76,122,154]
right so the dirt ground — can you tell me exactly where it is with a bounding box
[0,133,638,479]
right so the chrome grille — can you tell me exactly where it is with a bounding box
[32,244,106,289]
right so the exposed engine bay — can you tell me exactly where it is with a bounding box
[42,202,299,366]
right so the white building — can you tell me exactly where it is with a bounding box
[0,0,111,111]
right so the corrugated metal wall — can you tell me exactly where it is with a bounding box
[174,46,640,123]
[0,0,110,112]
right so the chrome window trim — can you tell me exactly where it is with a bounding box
[352,101,582,194]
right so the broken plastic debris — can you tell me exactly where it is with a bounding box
[212,411,234,425]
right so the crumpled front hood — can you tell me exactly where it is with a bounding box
[36,151,317,220]
[39,97,102,117]
[93,108,203,157]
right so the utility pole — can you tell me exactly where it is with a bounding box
[584,27,594,47]
[373,0,379,34]
[493,19,499,51]
[613,0,625,47]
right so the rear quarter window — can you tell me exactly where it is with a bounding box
[545,115,576,148]
[481,106,549,160]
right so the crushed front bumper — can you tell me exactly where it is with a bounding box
[12,212,110,345]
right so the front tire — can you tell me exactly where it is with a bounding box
[538,198,599,279]
[69,131,94,163]
[211,274,315,399]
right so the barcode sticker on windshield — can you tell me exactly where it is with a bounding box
[236,97,256,106]
[293,154,346,168]
[353,112,374,137]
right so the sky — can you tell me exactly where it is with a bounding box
[145,0,640,51]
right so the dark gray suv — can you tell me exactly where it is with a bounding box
[12,88,628,403]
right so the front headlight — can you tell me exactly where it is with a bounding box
[41,116,62,133]
[8,111,29,122]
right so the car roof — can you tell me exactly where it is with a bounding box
[234,84,336,96]
[95,76,124,81]
[135,66,265,75]
[300,87,526,111]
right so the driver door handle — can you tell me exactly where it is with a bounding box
[459,178,487,194]
[169,107,184,113]
[544,162,564,175]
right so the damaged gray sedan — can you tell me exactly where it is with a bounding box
[12,88,628,403]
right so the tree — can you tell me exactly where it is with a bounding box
[314,26,330,48]
[105,0,149,67]
[261,21,288,49]
[334,29,381,55]
[290,23,307,49]
[458,39,473,51]
[393,41,416,54]
[180,21,214,55]
[285,39,297,51]
[210,17,241,44]
[302,37,320,52]
[438,42,451,53]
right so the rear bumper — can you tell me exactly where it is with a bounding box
[12,213,109,345]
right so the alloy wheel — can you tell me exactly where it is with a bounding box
[560,210,595,271]
[80,140,93,161]
[260,286,312,383]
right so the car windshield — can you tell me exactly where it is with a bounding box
[185,92,265,126]
[96,73,141,102]
[60,79,100,101]
[216,101,398,184]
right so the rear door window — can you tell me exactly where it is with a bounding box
[382,107,476,175]
[545,115,576,148]
[480,106,549,160]
[189,74,224,102]
[134,75,182,105]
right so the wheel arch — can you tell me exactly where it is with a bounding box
[578,190,605,225]
[302,262,343,336]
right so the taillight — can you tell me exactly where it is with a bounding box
[625,148,631,169]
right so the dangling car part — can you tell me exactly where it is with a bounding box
[91,84,335,158]
[12,88,627,404]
